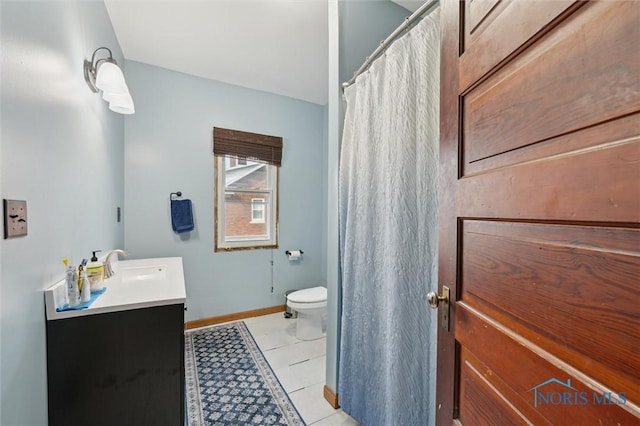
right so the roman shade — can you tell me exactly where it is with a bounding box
[213,127,283,167]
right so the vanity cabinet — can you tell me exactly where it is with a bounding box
[46,303,185,426]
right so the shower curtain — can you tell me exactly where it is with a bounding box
[338,9,440,426]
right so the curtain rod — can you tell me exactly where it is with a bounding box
[342,0,440,90]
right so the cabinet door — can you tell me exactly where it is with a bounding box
[46,304,185,426]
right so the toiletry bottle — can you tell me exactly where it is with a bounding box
[63,258,80,307]
[77,264,83,293]
[87,250,104,293]
[80,265,91,303]
[78,259,88,292]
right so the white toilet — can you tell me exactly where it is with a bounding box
[286,286,327,341]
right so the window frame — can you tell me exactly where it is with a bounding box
[214,156,279,252]
[250,197,266,224]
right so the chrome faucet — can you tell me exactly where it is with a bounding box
[105,249,128,279]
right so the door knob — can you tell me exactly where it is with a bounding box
[427,291,448,308]
[427,286,450,331]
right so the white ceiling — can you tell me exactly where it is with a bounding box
[105,1,417,106]
[391,0,422,12]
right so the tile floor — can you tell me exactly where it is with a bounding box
[243,312,359,426]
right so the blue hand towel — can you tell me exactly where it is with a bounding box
[171,199,194,233]
[56,287,107,312]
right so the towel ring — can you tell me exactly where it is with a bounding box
[170,191,182,201]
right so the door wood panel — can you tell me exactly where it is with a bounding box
[464,113,640,176]
[458,140,640,223]
[466,0,501,34]
[459,346,554,426]
[463,0,640,164]
[436,0,640,424]
[456,305,639,426]
[460,0,579,91]
[462,220,640,403]
[459,350,533,426]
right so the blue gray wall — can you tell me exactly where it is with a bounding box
[123,61,326,322]
[0,0,409,422]
[339,0,410,83]
[0,2,125,424]
[324,0,409,395]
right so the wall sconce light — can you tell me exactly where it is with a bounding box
[84,47,135,114]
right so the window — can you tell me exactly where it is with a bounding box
[251,198,265,223]
[213,127,281,251]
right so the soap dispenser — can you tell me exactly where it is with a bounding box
[86,250,104,293]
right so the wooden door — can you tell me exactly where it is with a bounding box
[436,0,640,424]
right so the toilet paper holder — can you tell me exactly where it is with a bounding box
[285,250,304,256]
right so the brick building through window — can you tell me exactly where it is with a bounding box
[224,160,269,238]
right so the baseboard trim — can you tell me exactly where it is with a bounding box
[323,385,340,409]
[186,305,286,329]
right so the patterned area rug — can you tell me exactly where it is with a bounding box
[185,321,305,426]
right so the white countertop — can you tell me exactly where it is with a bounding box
[45,257,187,320]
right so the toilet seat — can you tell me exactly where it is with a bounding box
[287,300,326,310]
[287,286,327,303]
[287,286,327,311]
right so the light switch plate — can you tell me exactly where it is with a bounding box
[4,199,28,238]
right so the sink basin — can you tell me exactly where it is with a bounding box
[121,265,167,283]
[45,256,186,320]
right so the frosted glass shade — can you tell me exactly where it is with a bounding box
[102,90,131,103]
[108,92,135,115]
[95,61,128,95]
